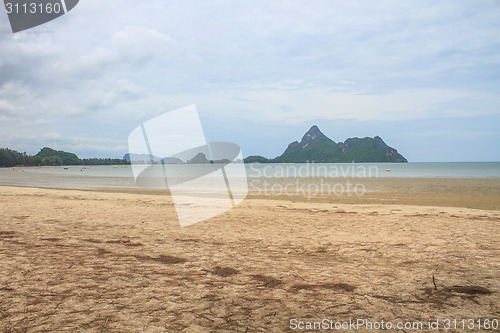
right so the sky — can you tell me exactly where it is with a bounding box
[0,0,499,162]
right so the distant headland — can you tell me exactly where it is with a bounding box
[244,125,407,163]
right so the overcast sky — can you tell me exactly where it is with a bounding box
[0,0,499,161]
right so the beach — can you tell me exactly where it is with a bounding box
[1,178,499,332]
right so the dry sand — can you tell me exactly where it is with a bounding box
[0,183,499,332]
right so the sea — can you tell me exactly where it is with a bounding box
[0,162,499,188]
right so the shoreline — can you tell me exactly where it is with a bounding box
[2,174,499,210]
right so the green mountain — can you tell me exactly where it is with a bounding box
[36,147,82,165]
[245,125,407,163]
[244,155,272,163]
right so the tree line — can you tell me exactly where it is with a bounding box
[0,147,130,167]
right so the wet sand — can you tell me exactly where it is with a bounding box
[0,182,499,332]
[246,177,500,210]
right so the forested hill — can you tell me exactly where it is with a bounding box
[245,125,407,163]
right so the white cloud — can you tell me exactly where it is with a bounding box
[408,129,499,137]
[173,87,500,124]
[112,26,178,61]
[0,100,16,117]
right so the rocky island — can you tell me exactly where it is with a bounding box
[245,125,407,163]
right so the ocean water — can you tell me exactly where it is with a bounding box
[0,162,499,188]
[246,162,500,178]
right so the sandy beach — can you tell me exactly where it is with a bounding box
[1,181,499,332]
